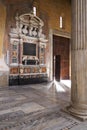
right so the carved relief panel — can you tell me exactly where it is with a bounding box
[10,39,19,65]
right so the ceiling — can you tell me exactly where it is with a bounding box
[2,0,34,5]
[2,0,71,5]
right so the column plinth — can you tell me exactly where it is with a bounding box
[0,56,9,87]
[67,104,87,120]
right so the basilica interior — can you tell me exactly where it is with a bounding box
[0,0,87,129]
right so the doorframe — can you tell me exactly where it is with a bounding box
[49,29,71,81]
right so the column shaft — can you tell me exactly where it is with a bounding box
[68,0,87,120]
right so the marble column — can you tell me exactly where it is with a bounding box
[67,0,87,120]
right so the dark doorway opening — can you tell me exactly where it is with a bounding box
[55,55,61,81]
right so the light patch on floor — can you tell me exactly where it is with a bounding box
[54,79,65,92]
[47,79,65,92]
[61,80,71,88]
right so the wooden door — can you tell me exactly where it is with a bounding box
[53,35,70,80]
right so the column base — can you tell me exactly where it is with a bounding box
[0,71,9,87]
[63,105,87,121]
[0,57,9,87]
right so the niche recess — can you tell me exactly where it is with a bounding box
[9,13,48,85]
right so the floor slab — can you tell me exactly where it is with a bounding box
[0,81,87,130]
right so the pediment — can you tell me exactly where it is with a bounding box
[19,13,44,27]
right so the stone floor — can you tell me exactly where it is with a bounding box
[0,80,87,130]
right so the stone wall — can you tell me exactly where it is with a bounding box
[0,2,6,57]
[4,0,71,83]
[39,0,71,32]
[4,0,71,52]
[39,0,71,80]
[0,2,9,87]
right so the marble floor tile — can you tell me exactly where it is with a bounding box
[0,81,86,130]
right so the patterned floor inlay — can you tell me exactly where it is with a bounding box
[0,82,86,130]
[0,109,80,130]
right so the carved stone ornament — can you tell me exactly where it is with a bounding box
[9,13,48,85]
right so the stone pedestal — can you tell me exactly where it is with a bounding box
[0,57,9,87]
[67,0,87,120]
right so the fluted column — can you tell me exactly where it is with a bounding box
[67,0,87,120]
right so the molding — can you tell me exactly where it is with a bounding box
[51,29,71,38]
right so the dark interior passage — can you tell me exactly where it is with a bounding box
[55,55,61,81]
